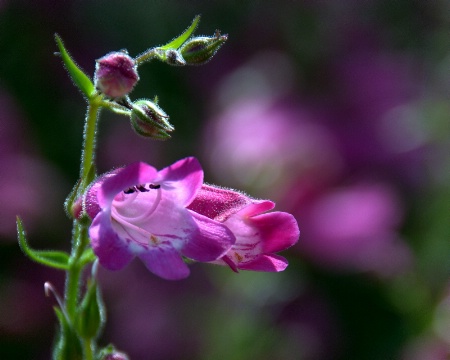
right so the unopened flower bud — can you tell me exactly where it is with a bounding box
[165,49,186,66]
[180,31,228,65]
[94,51,139,98]
[130,99,174,140]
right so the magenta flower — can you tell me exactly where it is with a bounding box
[188,184,299,272]
[84,157,236,280]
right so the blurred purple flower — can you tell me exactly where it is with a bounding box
[188,184,300,272]
[328,50,426,184]
[0,156,65,239]
[97,118,167,172]
[402,336,450,360]
[203,97,342,199]
[98,262,207,359]
[299,182,412,276]
[277,291,341,360]
[0,89,66,240]
[84,157,235,280]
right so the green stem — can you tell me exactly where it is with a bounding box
[81,97,102,190]
[64,95,102,334]
[84,339,94,360]
[135,47,161,65]
[65,222,87,319]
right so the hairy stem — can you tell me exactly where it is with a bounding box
[81,97,102,190]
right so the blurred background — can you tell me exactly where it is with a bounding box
[0,1,449,359]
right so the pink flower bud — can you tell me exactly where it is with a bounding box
[94,52,139,98]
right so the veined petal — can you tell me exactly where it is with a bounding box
[155,157,203,206]
[187,184,253,221]
[138,247,190,280]
[89,211,134,270]
[182,211,235,262]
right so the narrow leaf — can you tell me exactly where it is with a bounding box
[53,307,83,360]
[17,217,70,270]
[55,34,95,99]
[160,15,200,50]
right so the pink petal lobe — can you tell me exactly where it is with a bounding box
[238,254,289,272]
[242,211,300,253]
[181,211,236,262]
[89,212,134,270]
[155,157,203,206]
[138,247,190,280]
[98,162,158,208]
[238,200,276,217]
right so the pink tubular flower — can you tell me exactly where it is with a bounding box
[84,157,236,280]
[188,184,299,272]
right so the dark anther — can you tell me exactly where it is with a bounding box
[124,187,136,194]
[136,185,149,192]
[149,184,161,189]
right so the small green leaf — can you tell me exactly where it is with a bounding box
[160,15,201,50]
[53,307,83,360]
[76,279,105,340]
[80,248,97,266]
[55,34,95,99]
[17,217,70,270]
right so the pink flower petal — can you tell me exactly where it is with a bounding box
[188,183,300,273]
[138,247,190,280]
[187,184,253,221]
[155,157,203,206]
[238,254,289,272]
[98,162,158,208]
[89,213,134,270]
[238,211,300,253]
[181,211,236,261]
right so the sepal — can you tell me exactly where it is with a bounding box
[17,217,70,270]
[76,278,105,340]
[53,307,84,360]
[55,34,95,100]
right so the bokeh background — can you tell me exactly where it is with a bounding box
[1,1,449,359]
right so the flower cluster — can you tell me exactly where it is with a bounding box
[82,157,299,279]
